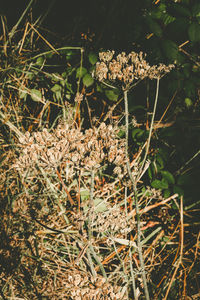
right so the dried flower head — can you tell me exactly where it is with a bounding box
[74,92,84,103]
[14,114,127,187]
[94,50,175,87]
[99,50,115,62]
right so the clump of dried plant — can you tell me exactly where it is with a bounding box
[2,47,199,300]
[8,96,179,299]
[14,110,127,184]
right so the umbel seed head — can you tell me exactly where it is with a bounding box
[94,50,174,88]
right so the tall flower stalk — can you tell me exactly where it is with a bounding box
[124,88,150,300]
[95,50,174,299]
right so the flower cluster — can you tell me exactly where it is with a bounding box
[72,200,135,239]
[92,204,135,236]
[43,268,125,300]
[95,50,174,86]
[14,120,126,183]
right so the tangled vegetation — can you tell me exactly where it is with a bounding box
[0,1,200,299]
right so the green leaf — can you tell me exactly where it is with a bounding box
[51,84,62,93]
[55,91,62,101]
[148,165,153,180]
[164,189,171,198]
[131,128,144,140]
[161,39,179,61]
[76,67,87,78]
[46,52,53,59]
[156,153,165,170]
[80,190,90,201]
[162,14,176,25]
[52,73,62,82]
[129,105,146,113]
[65,50,74,61]
[151,178,168,189]
[96,83,103,93]
[93,198,107,213]
[162,236,170,243]
[182,63,191,78]
[142,186,153,197]
[184,80,196,97]
[88,52,98,65]
[146,16,163,37]
[148,164,156,180]
[62,72,67,79]
[60,79,66,87]
[105,89,119,101]
[158,148,168,162]
[83,73,94,87]
[19,89,27,99]
[35,56,45,66]
[30,89,42,102]
[184,97,193,107]
[118,130,125,138]
[27,73,34,80]
[166,18,190,40]
[161,170,175,184]
[188,22,200,42]
[169,3,191,17]
[192,65,200,73]
[191,3,200,17]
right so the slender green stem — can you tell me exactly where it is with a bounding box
[77,48,84,94]
[87,169,95,241]
[138,78,160,181]
[129,250,137,299]
[8,0,35,41]
[28,46,84,62]
[86,249,97,279]
[124,89,150,300]
[89,244,107,280]
[176,148,200,175]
